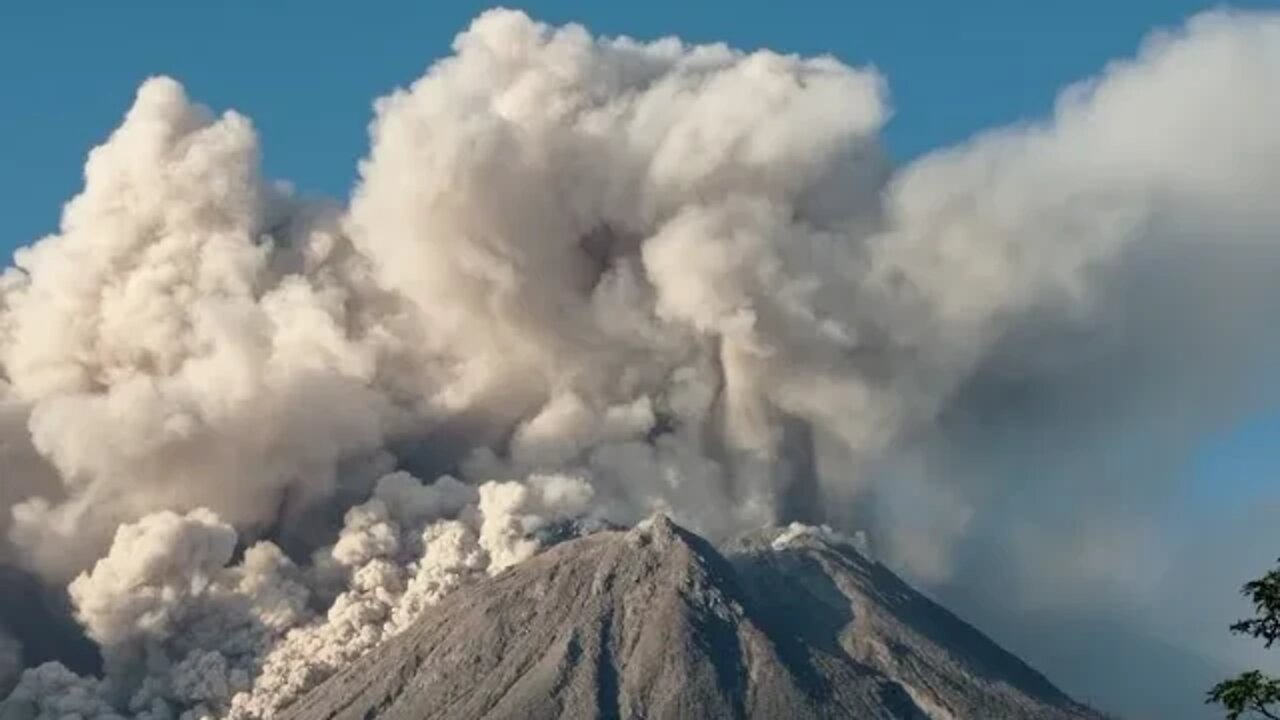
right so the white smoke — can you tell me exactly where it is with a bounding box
[1,7,1278,719]
[2,470,591,720]
[864,8,1280,595]
[0,76,405,583]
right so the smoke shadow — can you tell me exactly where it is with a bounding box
[0,565,100,678]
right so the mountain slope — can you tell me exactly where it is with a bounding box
[282,517,1105,720]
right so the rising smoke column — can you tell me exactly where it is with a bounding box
[0,76,409,583]
[0,8,1279,720]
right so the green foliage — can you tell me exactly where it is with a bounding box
[1209,559,1280,719]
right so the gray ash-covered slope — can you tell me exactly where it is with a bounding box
[283,517,1104,720]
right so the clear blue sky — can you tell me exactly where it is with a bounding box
[0,2,1275,509]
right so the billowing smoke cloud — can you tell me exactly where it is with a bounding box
[0,76,406,583]
[0,472,590,719]
[1,8,1278,719]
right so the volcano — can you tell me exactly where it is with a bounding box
[281,516,1104,720]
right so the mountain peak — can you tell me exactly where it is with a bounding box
[627,512,685,548]
[282,519,1105,720]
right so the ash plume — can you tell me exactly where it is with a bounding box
[1,8,1279,719]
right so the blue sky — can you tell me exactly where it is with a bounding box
[1,0,1276,572]
[5,0,1277,251]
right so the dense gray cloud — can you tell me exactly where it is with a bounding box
[0,626,18,698]
[0,8,1278,719]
